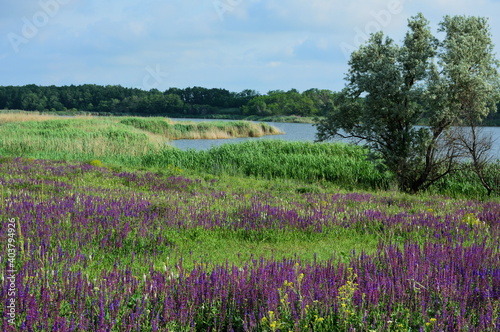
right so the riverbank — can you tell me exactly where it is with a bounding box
[0,113,282,161]
[0,113,282,139]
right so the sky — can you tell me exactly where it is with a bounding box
[1,0,500,94]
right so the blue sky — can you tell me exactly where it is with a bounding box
[1,0,500,94]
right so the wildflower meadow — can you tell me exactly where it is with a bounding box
[0,156,498,331]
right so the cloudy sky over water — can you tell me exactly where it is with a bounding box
[1,0,500,94]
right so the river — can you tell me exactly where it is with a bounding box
[169,118,500,158]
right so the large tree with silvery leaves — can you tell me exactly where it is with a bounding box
[316,13,500,193]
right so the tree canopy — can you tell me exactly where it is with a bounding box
[0,85,337,118]
[316,13,500,193]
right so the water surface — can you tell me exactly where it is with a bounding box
[169,118,500,158]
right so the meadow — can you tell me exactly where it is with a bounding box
[0,113,281,162]
[0,114,499,331]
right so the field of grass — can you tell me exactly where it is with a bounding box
[0,157,498,331]
[0,113,281,164]
[0,112,496,198]
[0,114,499,331]
[0,113,389,191]
[119,117,282,139]
[140,140,391,191]
[0,112,282,139]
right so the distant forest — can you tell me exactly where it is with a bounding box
[0,84,338,118]
[1,84,499,124]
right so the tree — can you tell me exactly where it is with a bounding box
[316,13,500,193]
[304,89,339,115]
[21,92,48,111]
[242,96,271,116]
[242,89,323,117]
[431,16,500,195]
[236,89,260,106]
[452,125,499,196]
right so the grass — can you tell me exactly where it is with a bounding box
[81,226,380,277]
[0,111,60,123]
[119,116,282,139]
[0,156,488,274]
[2,112,499,199]
[139,140,391,191]
[0,156,387,277]
[0,116,165,161]
[0,113,281,165]
[0,156,498,331]
[0,112,282,140]
[0,156,492,276]
[427,162,500,199]
[0,112,391,192]
[2,112,498,198]
[0,113,499,330]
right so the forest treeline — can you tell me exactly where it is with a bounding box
[0,84,339,118]
[1,84,499,123]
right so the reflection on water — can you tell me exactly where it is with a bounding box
[168,118,500,157]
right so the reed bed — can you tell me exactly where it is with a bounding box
[0,116,282,166]
[119,117,282,140]
[0,112,60,123]
[0,113,389,191]
[0,113,497,196]
[0,118,164,160]
[143,140,390,190]
[0,157,498,331]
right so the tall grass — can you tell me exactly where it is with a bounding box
[428,162,500,199]
[119,117,282,139]
[0,114,382,190]
[0,112,59,123]
[0,117,164,161]
[0,114,390,190]
[0,115,282,165]
[5,113,497,196]
[142,140,390,190]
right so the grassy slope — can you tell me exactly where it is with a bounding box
[1,115,499,330]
